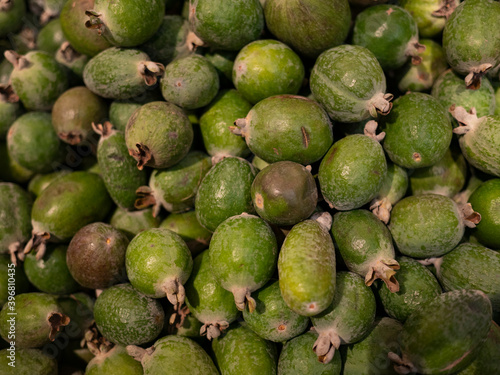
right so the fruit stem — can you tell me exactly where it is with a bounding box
[185,30,205,51]
[58,42,81,63]
[233,287,255,312]
[126,345,154,362]
[7,241,20,266]
[0,84,19,103]
[92,121,114,139]
[84,10,105,35]
[365,259,400,292]
[367,92,393,118]
[449,105,479,135]
[135,186,161,217]
[313,330,341,364]
[58,131,84,145]
[4,50,31,70]
[465,63,492,90]
[48,312,71,341]
[364,120,386,143]
[128,143,152,170]
[388,352,418,374]
[432,0,459,18]
[310,211,333,231]
[459,202,481,228]
[405,39,426,65]
[138,61,165,86]
[200,321,229,340]
[370,197,392,224]
[229,118,247,137]
[0,0,13,11]
[163,278,186,311]
[21,231,51,261]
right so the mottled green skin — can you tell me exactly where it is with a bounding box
[432,69,496,120]
[24,244,79,295]
[341,317,403,375]
[0,292,65,348]
[375,162,408,206]
[319,135,387,211]
[381,92,452,169]
[205,50,236,84]
[31,171,113,241]
[310,45,388,122]
[161,54,219,110]
[7,112,63,173]
[195,157,256,232]
[278,220,336,316]
[457,322,500,375]
[142,335,218,374]
[389,194,464,258]
[400,0,458,38]
[85,345,143,375]
[109,101,142,133]
[442,0,500,77]
[189,0,264,51]
[55,44,90,78]
[93,283,164,346]
[242,95,333,164]
[264,0,350,60]
[251,161,317,226]
[36,18,66,55]
[91,0,165,47]
[353,5,419,70]
[125,101,193,169]
[0,99,22,140]
[0,0,25,38]
[213,323,278,375]
[209,214,277,297]
[375,256,441,322]
[126,228,193,298]
[0,348,57,375]
[185,250,240,328]
[410,148,467,198]
[0,183,32,253]
[28,170,70,197]
[9,50,68,111]
[397,289,492,374]
[0,143,34,184]
[277,331,342,375]
[110,207,160,240]
[468,179,500,249]
[199,89,251,158]
[0,254,29,307]
[232,39,304,104]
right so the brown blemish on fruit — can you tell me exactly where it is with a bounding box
[254,193,264,209]
[278,324,286,331]
[412,152,422,162]
[273,147,281,156]
[309,303,316,310]
[301,126,310,149]
[48,312,70,341]
[106,238,111,245]
[59,131,83,145]
[386,7,394,15]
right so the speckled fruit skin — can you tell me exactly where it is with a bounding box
[319,134,387,211]
[277,331,342,375]
[400,0,458,38]
[110,207,160,240]
[109,101,142,133]
[232,39,305,104]
[264,0,350,60]
[212,323,278,375]
[0,348,57,375]
[393,289,492,374]
[381,92,452,169]
[85,345,143,375]
[278,220,336,317]
[468,179,500,249]
[93,283,164,346]
[310,44,390,123]
[141,335,218,374]
[189,0,264,51]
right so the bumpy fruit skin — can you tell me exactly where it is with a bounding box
[278,219,336,317]
[28,170,70,197]
[85,345,143,375]
[0,348,57,375]
[468,179,500,249]
[93,283,164,346]
[189,0,264,51]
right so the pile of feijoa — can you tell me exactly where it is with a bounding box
[1,0,500,374]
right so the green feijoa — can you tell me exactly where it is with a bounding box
[66,222,129,290]
[0,254,29,307]
[318,132,387,211]
[0,348,57,375]
[232,39,304,104]
[55,41,90,79]
[389,289,492,374]
[135,151,211,216]
[188,0,264,51]
[311,272,376,364]
[453,170,489,207]
[352,5,424,71]
[83,47,164,100]
[0,183,32,263]
[381,92,452,169]
[278,219,336,316]
[212,322,278,375]
[264,0,350,60]
[251,161,317,226]
[0,142,34,183]
[195,156,256,232]
[0,87,23,140]
[396,39,448,93]
[450,107,500,177]
[160,210,212,257]
[27,170,70,197]
[232,95,333,165]
[310,45,392,123]
[52,86,108,145]
[442,0,500,89]
[126,228,193,310]
[24,244,79,295]
[109,101,142,133]
[341,317,403,375]
[242,280,309,343]
[94,122,147,210]
[110,206,160,240]
[374,256,441,322]
[204,50,237,85]
[332,209,400,292]
[93,283,164,346]
[209,214,277,312]
[0,0,26,38]
[5,50,68,111]
[36,18,66,55]
[160,54,219,110]
[125,101,193,170]
[0,292,70,348]
[436,242,500,318]
[457,322,500,375]
[277,331,342,375]
[7,111,64,173]
[468,179,500,249]
[185,250,240,340]
[389,194,471,259]
[199,89,251,160]
[85,345,143,375]
[400,0,459,38]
